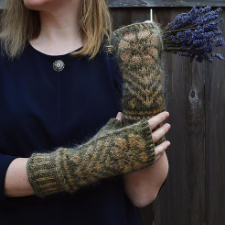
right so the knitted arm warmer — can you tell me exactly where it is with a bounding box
[27,22,167,198]
[108,21,168,145]
[27,118,155,198]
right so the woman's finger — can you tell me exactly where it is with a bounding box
[154,140,171,161]
[152,123,171,143]
[148,111,169,130]
[116,112,123,121]
[155,151,165,162]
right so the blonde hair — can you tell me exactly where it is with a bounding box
[0,0,112,60]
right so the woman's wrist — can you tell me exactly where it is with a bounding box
[4,158,35,197]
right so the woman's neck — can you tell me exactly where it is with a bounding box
[30,1,83,56]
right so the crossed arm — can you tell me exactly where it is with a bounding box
[4,150,169,208]
[4,153,169,208]
[4,112,170,208]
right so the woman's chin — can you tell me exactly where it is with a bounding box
[23,0,54,10]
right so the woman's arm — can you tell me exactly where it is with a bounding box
[3,150,168,200]
[121,112,171,208]
[4,158,34,197]
[3,111,170,200]
[123,152,169,208]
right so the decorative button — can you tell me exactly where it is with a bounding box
[53,60,65,72]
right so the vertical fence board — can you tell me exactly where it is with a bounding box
[153,8,206,225]
[205,11,225,225]
[110,8,151,30]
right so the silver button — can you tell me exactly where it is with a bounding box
[53,60,65,72]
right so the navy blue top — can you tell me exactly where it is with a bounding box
[0,42,143,225]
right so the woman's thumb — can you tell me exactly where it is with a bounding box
[116,112,123,121]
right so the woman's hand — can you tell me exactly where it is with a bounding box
[116,111,171,162]
[120,111,171,207]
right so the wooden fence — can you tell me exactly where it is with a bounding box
[109,2,225,225]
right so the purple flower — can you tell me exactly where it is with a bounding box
[203,6,212,13]
[215,53,225,60]
[215,37,225,47]
[163,6,225,62]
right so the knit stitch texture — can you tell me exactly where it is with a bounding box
[27,22,167,198]
[27,118,155,198]
[108,21,167,145]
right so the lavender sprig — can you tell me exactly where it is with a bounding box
[163,6,225,62]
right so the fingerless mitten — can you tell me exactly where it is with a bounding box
[27,118,155,198]
[109,22,168,144]
[27,22,168,198]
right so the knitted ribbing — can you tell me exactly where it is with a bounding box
[109,21,167,144]
[27,118,155,198]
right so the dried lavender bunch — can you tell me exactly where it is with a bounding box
[163,6,225,62]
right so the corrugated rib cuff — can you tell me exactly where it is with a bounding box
[137,119,156,166]
[26,149,65,198]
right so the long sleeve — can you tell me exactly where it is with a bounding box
[107,49,124,112]
[0,155,17,201]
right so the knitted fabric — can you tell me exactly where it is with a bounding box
[27,118,155,198]
[108,21,167,144]
[27,22,167,198]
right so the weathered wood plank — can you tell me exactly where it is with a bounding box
[110,8,151,30]
[205,11,225,225]
[111,6,225,225]
[107,0,225,8]
[152,8,206,225]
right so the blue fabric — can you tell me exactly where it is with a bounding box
[0,43,143,225]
